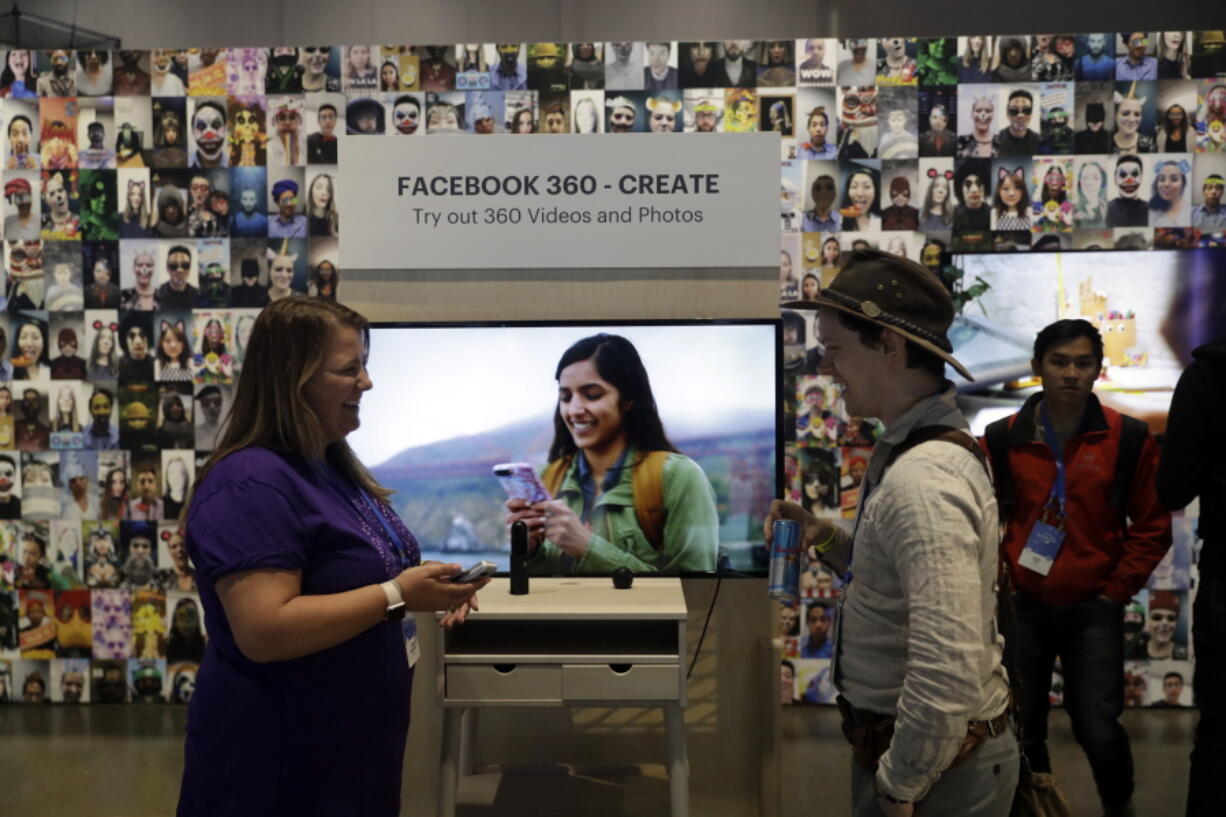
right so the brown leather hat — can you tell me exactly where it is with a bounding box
[784,247,973,381]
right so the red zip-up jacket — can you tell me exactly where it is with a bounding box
[980,392,1172,605]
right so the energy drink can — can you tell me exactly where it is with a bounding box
[768,519,801,603]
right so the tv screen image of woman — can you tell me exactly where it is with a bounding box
[505,333,720,573]
[352,322,777,574]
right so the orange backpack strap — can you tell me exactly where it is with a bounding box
[541,456,572,498]
[631,451,671,551]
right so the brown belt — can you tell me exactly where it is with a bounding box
[837,695,1011,772]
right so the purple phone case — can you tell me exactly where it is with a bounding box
[494,462,550,503]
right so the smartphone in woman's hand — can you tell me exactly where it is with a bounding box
[493,462,551,503]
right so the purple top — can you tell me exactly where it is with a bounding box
[177,447,420,817]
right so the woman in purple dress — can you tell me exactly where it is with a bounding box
[177,297,488,817]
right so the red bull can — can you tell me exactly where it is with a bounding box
[768,519,800,603]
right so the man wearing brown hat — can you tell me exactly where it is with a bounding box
[982,319,1170,817]
[767,248,1015,816]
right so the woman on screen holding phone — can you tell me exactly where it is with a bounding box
[177,297,488,817]
[506,333,719,573]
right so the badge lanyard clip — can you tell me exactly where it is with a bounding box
[1017,404,1068,576]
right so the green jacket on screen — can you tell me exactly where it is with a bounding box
[533,445,719,572]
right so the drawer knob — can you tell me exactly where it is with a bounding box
[493,664,517,674]
[608,664,632,674]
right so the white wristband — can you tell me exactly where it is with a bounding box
[380,580,403,607]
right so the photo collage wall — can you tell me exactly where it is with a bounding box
[0,33,1222,705]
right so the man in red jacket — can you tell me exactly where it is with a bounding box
[982,319,1170,817]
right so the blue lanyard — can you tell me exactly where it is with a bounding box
[315,461,413,571]
[1039,403,1068,519]
[355,488,413,570]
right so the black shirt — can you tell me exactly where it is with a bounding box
[307,132,337,164]
[230,283,270,308]
[995,128,1039,157]
[156,283,199,310]
[1107,198,1148,228]
[1074,129,1111,154]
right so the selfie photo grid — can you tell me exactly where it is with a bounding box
[2,33,1225,705]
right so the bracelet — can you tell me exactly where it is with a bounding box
[380,580,403,607]
[812,525,839,555]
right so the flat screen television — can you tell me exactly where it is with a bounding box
[349,320,782,576]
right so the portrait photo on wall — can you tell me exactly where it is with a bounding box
[482,44,526,92]
[417,45,457,93]
[425,91,465,134]
[375,46,414,92]
[837,39,876,87]
[187,48,228,97]
[677,42,716,88]
[876,86,918,159]
[641,41,678,91]
[832,85,874,159]
[539,92,572,134]
[451,43,488,91]
[566,42,603,90]
[465,90,504,134]
[780,160,803,232]
[876,37,918,86]
[1155,80,1197,152]
[504,90,537,134]
[757,40,796,87]
[1038,82,1074,154]
[795,39,836,87]
[760,92,795,139]
[917,37,958,86]
[679,90,720,134]
[39,97,80,170]
[918,86,957,157]
[723,89,758,132]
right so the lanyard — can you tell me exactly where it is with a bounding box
[315,461,413,571]
[355,488,413,570]
[1039,403,1068,520]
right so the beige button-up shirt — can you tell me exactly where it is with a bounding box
[825,385,1011,801]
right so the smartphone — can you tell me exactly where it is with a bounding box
[493,462,551,503]
[451,560,497,583]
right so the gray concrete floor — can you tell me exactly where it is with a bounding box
[0,704,1195,816]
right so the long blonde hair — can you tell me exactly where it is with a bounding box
[182,297,389,524]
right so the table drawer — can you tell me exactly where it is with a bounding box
[446,664,562,703]
[562,663,680,701]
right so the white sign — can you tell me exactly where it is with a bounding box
[338,133,779,270]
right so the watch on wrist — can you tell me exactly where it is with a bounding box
[380,580,407,622]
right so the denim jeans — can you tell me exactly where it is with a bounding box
[1188,575,1226,817]
[1014,592,1134,811]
